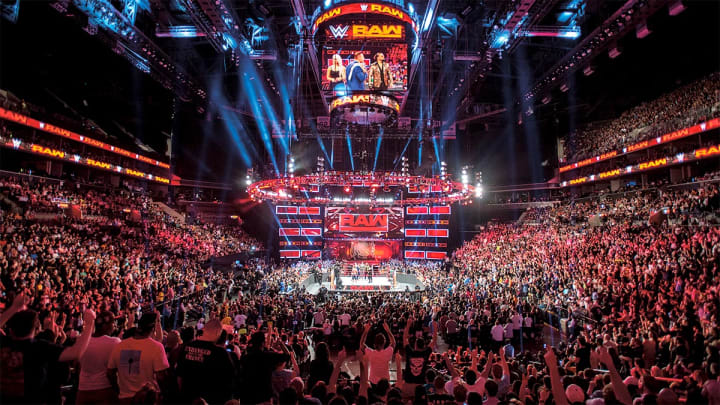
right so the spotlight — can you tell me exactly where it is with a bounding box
[636,23,651,39]
[583,65,595,76]
[474,184,483,198]
[608,46,622,59]
[668,0,685,15]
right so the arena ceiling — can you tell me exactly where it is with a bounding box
[0,0,717,184]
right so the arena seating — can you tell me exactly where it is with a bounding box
[2,173,720,404]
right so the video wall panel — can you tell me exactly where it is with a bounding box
[276,205,324,259]
[403,205,451,260]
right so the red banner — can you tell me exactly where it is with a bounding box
[405,229,426,237]
[279,228,301,237]
[312,3,418,34]
[301,250,322,258]
[276,206,298,214]
[427,229,449,238]
[280,250,301,258]
[0,107,170,169]
[559,118,720,173]
[406,206,428,215]
[426,251,447,260]
[404,250,425,259]
[298,206,322,215]
[429,205,451,215]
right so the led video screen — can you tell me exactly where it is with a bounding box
[324,239,402,261]
[321,43,408,94]
[325,206,404,239]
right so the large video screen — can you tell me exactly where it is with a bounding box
[325,206,404,239]
[321,43,408,93]
[325,239,402,261]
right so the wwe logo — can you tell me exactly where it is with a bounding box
[328,25,349,38]
[360,4,368,10]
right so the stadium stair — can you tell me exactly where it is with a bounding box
[153,201,186,223]
[516,209,530,226]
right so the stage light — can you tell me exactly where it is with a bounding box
[461,5,473,17]
[324,0,331,8]
[583,65,595,76]
[608,46,622,59]
[408,3,414,14]
[669,0,685,16]
[636,23,651,39]
[475,184,483,198]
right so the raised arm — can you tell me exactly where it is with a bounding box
[431,321,439,350]
[597,346,633,405]
[282,342,301,378]
[358,353,370,399]
[543,348,569,405]
[480,351,493,379]
[395,352,405,390]
[0,292,31,330]
[383,321,396,348]
[519,372,529,405]
[328,350,347,395]
[359,323,371,352]
[403,317,412,348]
[443,351,460,379]
[499,346,510,378]
[151,311,164,342]
[470,348,479,373]
[58,309,96,362]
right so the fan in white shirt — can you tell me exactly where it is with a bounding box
[359,321,396,384]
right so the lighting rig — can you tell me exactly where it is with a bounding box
[475,171,483,198]
[523,0,674,106]
[287,156,295,178]
[450,0,565,114]
[247,171,474,207]
[51,0,205,101]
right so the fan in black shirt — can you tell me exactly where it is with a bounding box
[176,319,236,404]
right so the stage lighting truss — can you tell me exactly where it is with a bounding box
[247,171,474,206]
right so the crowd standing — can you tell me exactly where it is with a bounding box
[1,174,720,405]
[563,72,720,163]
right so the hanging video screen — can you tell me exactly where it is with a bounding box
[321,43,408,94]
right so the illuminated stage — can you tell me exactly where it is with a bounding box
[302,270,426,294]
[248,171,470,262]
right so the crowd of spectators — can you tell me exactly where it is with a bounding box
[563,72,720,163]
[2,175,720,405]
